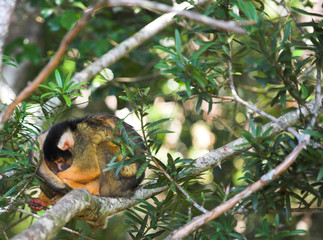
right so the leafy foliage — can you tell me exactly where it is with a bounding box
[1,0,323,239]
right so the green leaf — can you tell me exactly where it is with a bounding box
[195,97,202,112]
[300,84,309,99]
[285,194,291,222]
[167,153,176,172]
[276,230,307,237]
[282,21,291,44]
[5,185,18,197]
[256,125,262,138]
[170,183,176,192]
[125,211,144,225]
[238,0,258,21]
[147,130,173,137]
[291,7,323,17]
[109,150,122,164]
[40,92,54,98]
[274,214,279,227]
[317,166,323,181]
[147,118,170,129]
[63,95,72,106]
[174,29,182,56]
[55,70,63,88]
[60,10,79,30]
[154,45,176,55]
[39,84,53,91]
[63,72,72,90]
[252,193,258,211]
[136,160,149,179]
[303,129,323,138]
[144,180,168,189]
[2,62,17,67]
[67,81,87,90]
[191,42,215,62]
[262,126,273,138]
[249,119,256,136]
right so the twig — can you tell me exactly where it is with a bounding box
[166,141,307,239]
[272,0,307,35]
[210,94,235,101]
[1,215,29,233]
[138,99,208,214]
[105,0,250,34]
[2,176,34,212]
[235,207,323,214]
[0,1,102,124]
[227,37,300,138]
[1,229,9,240]
[309,57,322,128]
[152,157,209,214]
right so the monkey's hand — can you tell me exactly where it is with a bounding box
[62,178,100,195]
[120,163,139,177]
[29,198,50,211]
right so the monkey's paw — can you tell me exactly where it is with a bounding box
[29,198,49,211]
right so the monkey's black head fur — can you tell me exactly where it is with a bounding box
[43,119,80,163]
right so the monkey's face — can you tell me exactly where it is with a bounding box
[46,157,72,174]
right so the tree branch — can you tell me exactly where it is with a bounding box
[70,0,207,84]
[166,141,307,239]
[106,0,249,34]
[193,100,315,174]
[12,208,94,240]
[227,38,300,139]
[11,183,167,240]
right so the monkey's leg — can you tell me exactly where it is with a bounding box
[85,178,100,195]
[57,165,101,184]
[62,178,100,195]
[57,141,102,183]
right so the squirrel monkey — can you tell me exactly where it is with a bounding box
[29,113,145,210]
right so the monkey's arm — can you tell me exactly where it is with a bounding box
[37,159,67,191]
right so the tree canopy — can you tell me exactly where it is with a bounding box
[0,0,323,239]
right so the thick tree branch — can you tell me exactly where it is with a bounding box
[11,183,167,240]
[13,208,94,240]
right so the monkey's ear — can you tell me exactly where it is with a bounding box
[57,130,74,151]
